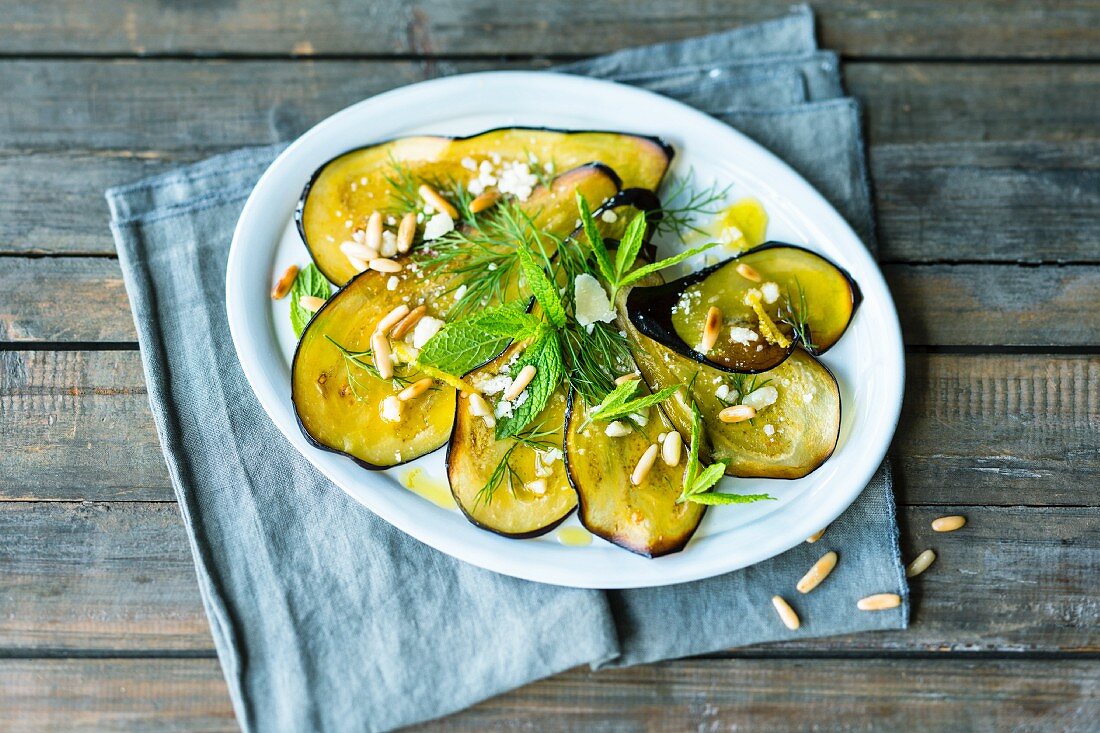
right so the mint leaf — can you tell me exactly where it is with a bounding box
[418,301,543,376]
[515,243,566,329]
[586,379,640,419]
[683,401,704,495]
[290,263,331,337]
[590,384,680,423]
[687,461,727,496]
[687,491,775,505]
[576,192,615,285]
[470,301,543,339]
[495,330,565,439]
[619,241,722,290]
[613,211,648,283]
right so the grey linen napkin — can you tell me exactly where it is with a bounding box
[106,6,906,731]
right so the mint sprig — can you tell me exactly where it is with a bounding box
[494,329,565,439]
[289,263,332,337]
[587,380,681,424]
[417,301,541,377]
[515,242,566,329]
[678,401,775,507]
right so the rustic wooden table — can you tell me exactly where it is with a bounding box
[1,2,1098,730]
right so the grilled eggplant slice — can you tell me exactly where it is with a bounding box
[447,344,576,537]
[298,127,673,283]
[564,390,703,557]
[619,276,841,480]
[292,164,622,470]
[626,243,861,373]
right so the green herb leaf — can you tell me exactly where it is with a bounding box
[576,192,615,285]
[586,379,639,418]
[613,211,648,282]
[515,243,566,329]
[687,461,728,496]
[683,401,704,494]
[618,241,722,290]
[686,491,774,505]
[469,300,543,338]
[289,264,332,337]
[417,300,542,377]
[495,330,565,439]
[589,384,680,424]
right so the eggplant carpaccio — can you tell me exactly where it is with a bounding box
[291,164,623,470]
[298,127,673,284]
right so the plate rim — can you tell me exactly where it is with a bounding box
[226,70,905,589]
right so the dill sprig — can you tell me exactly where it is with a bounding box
[654,171,732,241]
[381,154,424,218]
[325,335,411,397]
[559,320,632,406]
[780,279,816,350]
[473,421,559,507]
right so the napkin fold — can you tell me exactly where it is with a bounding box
[107,6,906,731]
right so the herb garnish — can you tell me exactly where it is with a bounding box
[473,421,559,507]
[586,379,681,425]
[653,172,732,242]
[289,263,332,337]
[417,301,542,377]
[325,335,411,397]
[780,279,816,350]
[678,402,774,506]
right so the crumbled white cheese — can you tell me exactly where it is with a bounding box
[453,284,467,302]
[629,409,649,427]
[385,215,397,226]
[600,209,618,224]
[410,316,444,348]
[514,390,529,408]
[763,423,775,436]
[487,262,497,271]
[387,275,399,291]
[729,326,759,346]
[380,396,402,423]
[494,399,514,419]
[460,156,478,171]
[540,447,563,465]
[474,373,512,396]
[467,160,498,196]
[715,384,732,402]
[761,281,780,304]
[422,212,454,240]
[605,421,631,438]
[380,230,398,257]
[742,385,779,411]
[743,288,762,306]
[573,274,616,328]
[496,161,538,201]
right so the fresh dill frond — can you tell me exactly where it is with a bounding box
[325,335,411,396]
[381,154,423,218]
[559,320,632,407]
[780,278,816,350]
[728,372,773,399]
[473,421,559,507]
[654,171,732,241]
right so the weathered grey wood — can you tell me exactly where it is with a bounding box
[4,256,1098,345]
[0,1,1095,58]
[1,501,1097,653]
[3,656,1098,733]
[4,350,1096,506]
[0,63,1096,262]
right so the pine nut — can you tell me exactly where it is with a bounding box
[398,377,433,402]
[375,304,410,335]
[615,372,641,385]
[369,257,403,273]
[630,444,660,485]
[857,593,902,611]
[604,421,631,438]
[469,190,500,214]
[906,549,936,578]
[418,184,458,219]
[525,479,547,495]
[796,551,838,594]
[699,306,722,352]
[390,305,427,339]
[467,393,492,417]
[718,404,756,423]
[736,263,762,282]
[271,264,299,299]
[370,332,393,380]
[806,527,827,544]
[298,295,325,313]
[932,515,966,532]
[771,596,800,630]
[397,212,416,253]
[661,431,682,466]
[347,255,368,273]
[504,365,537,401]
[340,240,378,261]
[365,211,383,251]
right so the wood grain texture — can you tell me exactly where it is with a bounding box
[4,257,1098,345]
[0,1,1096,58]
[3,656,1098,733]
[4,350,1096,505]
[0,63,1096,262]
[1,501,1097,654]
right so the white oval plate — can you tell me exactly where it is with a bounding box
[227,71,904,589]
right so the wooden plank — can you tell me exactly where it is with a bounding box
[3,656,1098,733]
[4,350,1096,506]
[0,1,1095,58]
[4,257,1098,345]
[1,502,1097,654]
[0,63,1095,262]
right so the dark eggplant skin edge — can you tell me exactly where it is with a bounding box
[295,126,674,282]
[624,242,863,375]
[562,389,702,558]
[290,267,451,471]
